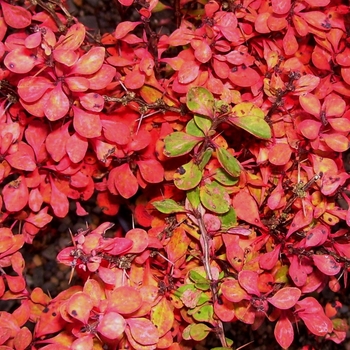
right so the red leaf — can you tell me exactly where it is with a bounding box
[64,76,89,92]
[298,119,321,140]
[271,0,291,14]
[259,244,281,270]
[97,312,126,340]
[73,106,102,138]
[50,177,69,218]
[220,279,249,303]
[66,292,93,324]
[232,190,266,229]
[87,64,116,90]
[70,47,105,75]
[268,143,292,166]
[267,287,301,309]
[286,200,313,238]
[25,207,53,228]
[124,69,145,89]
[238,270,260,296]
[45,83,70,121]
[299,93,321,117]
[46,122,70,162]
[1,2,31,29]
[55,23,85,51]
[52,49,79,67]
[18,77,53,102]
[66,133,88,164]
[126,318,159,345]
[96,191,120,216]
[304,224,329,248]
[228,66,260,87]
[80,92,104,112]
[28,188,44,212]
[137,159,164,183]
[313,254,341,276]
[3,176,28,212]
[4,48,39,74]
[294,75,320,95]
[274,313,294,349]
[222,234,244,272]
[322,133,350,152]
[5,143,36,171]
[101,119,131,145]
[125,228,149,254]
[107,286,143,314]
[114,21,142,40]
[192,40,212,63]
[112,163,139,198]
[178,61,200,84]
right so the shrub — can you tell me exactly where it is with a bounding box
[0,0,349,349]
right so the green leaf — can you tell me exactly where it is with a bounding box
[198,148,213,171]
[200,181,230,214]
[193,304,214,322]
[164,132,202,157]
[187,87,215,117]
[186,119,205,137]
[152,199,186,214]
[213,168,239,186]
[194,114,212,134]
[187,187,201,209]
[189,323,211,341]
[216,147,241,177]
[219,207,237,230]
[189,270,210,291]
[230,102,271,139]
[174,160,202,190]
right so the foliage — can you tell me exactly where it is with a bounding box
[0,0,349,349]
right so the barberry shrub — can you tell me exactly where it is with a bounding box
[0,0,349,348]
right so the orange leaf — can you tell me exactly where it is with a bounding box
[97,312,126,340]
[127,317,159,345]
[268,143,292,166]
[70,47,105,75]
[151,297,174,337]
[125,228,149,254]
[107,286,143,314]
[66,292,93,324]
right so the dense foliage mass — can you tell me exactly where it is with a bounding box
[0,0,349,348]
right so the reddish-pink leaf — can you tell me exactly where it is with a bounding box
[323,93,346,117]
[222,234,244,272]
[66,133,88,164]
[87,64,116,90]
[268,143,292,166]
[178,61,200,84]
[73,106,102,138]
[45,83,70,121]
[127,318,159,345]
[17,76,53,102]
[25,207,53,228]
[137,159,164,183]
[259,244,281,270]
[232,190,266,229]
[288,255,308,287]
[286,200,313,238]
[53,48,79,66]
[304,224,329,248]
[4,48,39,74]
[64,76,89,92]
[125,228,149,254]
[97,312,126,340]
[5,143,36,171]
[214,296,235,322]
[267,287,301,309]
[228,66,260,87]
[80,92,104,112]
[283,26,298,56]
[271,0,291,14]
[101,119,131,145]
[299,93,321,117]
[220,279,249,303]
[124,69,145,89]
[298,119,321,140]
[274,313,294,349]
[294,75,320,95]
[238,270,260,296]
[70,47,105,75]
[1,2,31,29]
[313,254,341,276]
[298,11,330,31]
[3,176,28,212]
[192,40,212,63]
[46,122,70,162]
[322,133,350,152]
[50,177,69,218]
[66,292,93,324]
[114,21,142,40]
[112,163,139,199]
[28,188,44,212]
[55,23,85,51]
[129,129,151,151]
[108,286,143,314]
